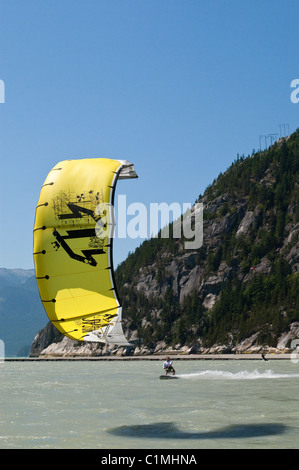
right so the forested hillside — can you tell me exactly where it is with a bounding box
[115,130,299,352]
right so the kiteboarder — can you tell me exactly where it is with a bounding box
[261,353,268,362]
[163,356,175,376]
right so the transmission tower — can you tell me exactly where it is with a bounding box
[279,124,289,137]
[268,133,278,146]
[259,135,268,151]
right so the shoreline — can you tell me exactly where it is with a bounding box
[4,353,292,361]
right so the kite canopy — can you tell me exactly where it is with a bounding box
[33,158,137,345]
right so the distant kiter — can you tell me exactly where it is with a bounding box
[261,353,268,362]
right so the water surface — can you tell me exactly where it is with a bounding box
[0,359,298,449]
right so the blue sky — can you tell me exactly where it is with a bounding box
[0,0,298,270]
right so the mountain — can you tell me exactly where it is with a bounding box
[0,269,48,356]
[30,130,299,356]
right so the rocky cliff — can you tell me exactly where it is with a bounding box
[30,131,299,357]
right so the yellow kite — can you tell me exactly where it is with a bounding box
[33,158,137,345]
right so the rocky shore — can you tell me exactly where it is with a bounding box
[29,321,299,358]
[7,353,293,361]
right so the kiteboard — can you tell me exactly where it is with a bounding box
[159,375,179,380]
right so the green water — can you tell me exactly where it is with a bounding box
[0,359,298,449]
